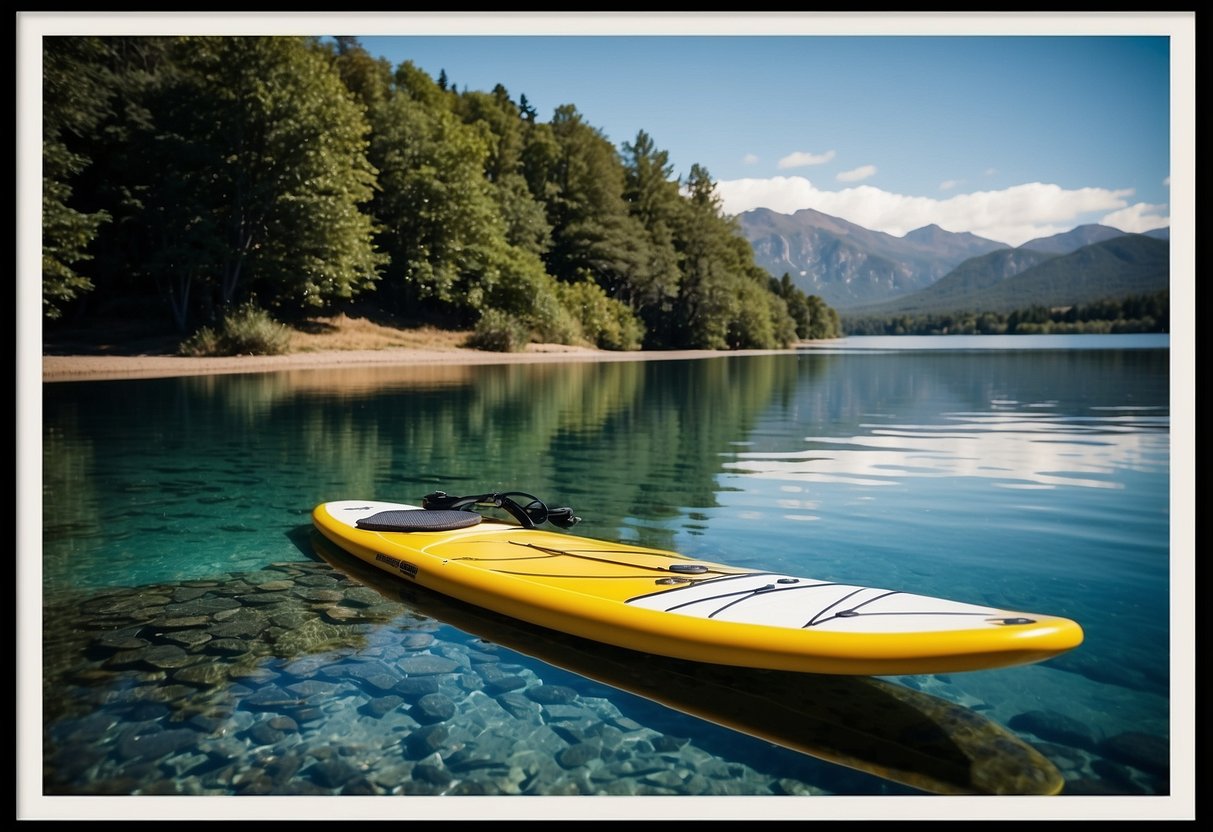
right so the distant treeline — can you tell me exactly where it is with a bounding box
[43,36,842,351]
[842,291,1170,336]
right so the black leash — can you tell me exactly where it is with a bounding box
[421,490,582,530]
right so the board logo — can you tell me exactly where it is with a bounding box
[397,560,419,579]
[375,552,401,569]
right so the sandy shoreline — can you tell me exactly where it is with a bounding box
[41,344,807,383]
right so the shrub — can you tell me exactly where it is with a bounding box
[465,309,530,353]
[556,280,644,351]
[178,302,292,356]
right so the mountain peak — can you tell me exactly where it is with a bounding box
[1018,224,1127,254]
[736,207,1159,312]
[737,208,1008,308]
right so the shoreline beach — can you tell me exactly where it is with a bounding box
[41,345,806,383]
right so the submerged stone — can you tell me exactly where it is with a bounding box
[115,728,200,762]
[411,693,457,724]
[399,633,435,650]
[1009,709,1097,750]
[205,638,253,656]
[400,655,460,676]
[524,684,578,705]
[364,695,405,718]
[159,630,213,649]
[341,587,388,608]
[556,741,601,769]
[1098,731,1170,775]
[172,663,232,687]
[307,757,362,789]
[394,677,441,699]
[150,615,212,630]
[403,724,450,759]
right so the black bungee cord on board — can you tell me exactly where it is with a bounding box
[421,490,582,530]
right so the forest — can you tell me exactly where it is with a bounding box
[842,291,1170,336]
[42,35,842,353]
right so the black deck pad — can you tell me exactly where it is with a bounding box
[355,509,482,532]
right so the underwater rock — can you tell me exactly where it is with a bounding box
[149,614,211,630]
[115,727,200,762]
[1091,758,1148,794]
[403,724,450,759]
[412,754,453,787]
[172,662,232,687]
[205,638,253,656]
[556,741,602,769]
[399,655,461,676]
[306,757,363,789]
[341,586,388,607]
[285,679,345,699]
[242,685,302,711]
[364,695,405,718]
[399,633,435,650]
[483,673,526,694]
[393,676,441,700]
[1097,731,1169,775]
[1008,709,1097,750]
[524,684,579,705]
[495,691,541,720]
[652,734,691,753]
[159,629,212,649]
[246,719,289,747]
[411,692,458,724]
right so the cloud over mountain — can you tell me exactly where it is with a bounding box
[716,176,1169,247]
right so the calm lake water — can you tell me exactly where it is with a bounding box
[30,333,1184,818]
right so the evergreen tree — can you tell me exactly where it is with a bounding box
[621,130,683,342]
[538,105,651,310]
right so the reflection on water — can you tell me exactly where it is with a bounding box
[38,337,1175,808]
[727,408,1167,490]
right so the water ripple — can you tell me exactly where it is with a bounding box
[726,412,1168,490]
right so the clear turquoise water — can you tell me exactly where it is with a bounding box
[34,334,1179,811]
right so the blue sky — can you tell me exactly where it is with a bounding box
[352,32,1174,247]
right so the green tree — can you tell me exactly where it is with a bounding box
[326,36,393,116]
[773,273,812,339]
[41,37,114,319]
[369,62,507,319]
[539,105,651,307]
[455,87,552,257]
[370,61,574,345]
[116,36,385,331]
[621,130,683,342]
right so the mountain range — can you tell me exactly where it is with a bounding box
[736,207,1170,315]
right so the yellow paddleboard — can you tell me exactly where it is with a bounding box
[312,531,1067,795]
[312,493,1083,676]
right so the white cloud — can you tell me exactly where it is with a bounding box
[836,165,876,183]
[714,176,1159,247]
[777,150,835,169]
[1163,176,1170,187]
[1100,202,1170,234]
[742,153,759,165]
[939,179,960,191]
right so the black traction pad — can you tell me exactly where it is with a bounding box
[355,509,482,532]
